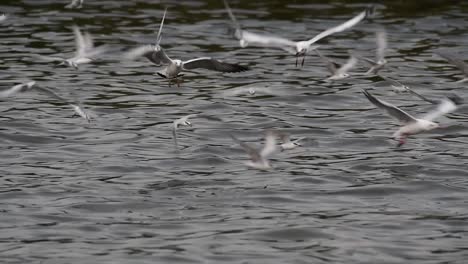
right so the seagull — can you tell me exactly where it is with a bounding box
[362,30,387,75]
[275,132,305,151]
[35,26,107,68]
[0,81,36,98]
[0,14,7,22]
[35,85,91,122]
[124,9,248,86]
[172,114,222,149]
[230,130,277,170]
[223,0,373,66]
[363,89,462,147]
[377,75,410,93]
[435,51,468,83]
[65,0,83,9]
[315,50,357,80]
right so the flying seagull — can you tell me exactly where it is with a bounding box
[0,14,7,22]
[35,26,107,68]
[435,51,468,83]
[362,30,387,75]
[274,132,305,151]
[172,114,222,149]
[315,50,357,80]
[0,81,36,98]
[65,0,83,9]
[35,85,91,122]
[230,130,277,170]
[377,75,410,93]
[223,0,373,66]
[363,89,462,147]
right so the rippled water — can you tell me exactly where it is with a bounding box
[1,1,468,263]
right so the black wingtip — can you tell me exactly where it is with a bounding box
[156,72,167,79]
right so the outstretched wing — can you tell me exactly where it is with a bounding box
[305,6,371,46]
[422,97,459,121]
[260,130,277,158]
[230,134,262,162]
[123,45,172,66]
[0,81,36,98]
[363,90,417,124]
[376,30,387,62]
[315,50,338,74]
[155,8,167,46]
[337,55,357,75]
[183,57,249,72]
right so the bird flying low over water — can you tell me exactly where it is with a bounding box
[124,8,248,87]
[230,130,277,170]
[34,26,108,68]
[172,114,222,149]
[223,0,373,66]
[362,89,462,147]
[435,51,468,83]
[0,81,36,98]
[315,50,358,80]
[362,30,387,75]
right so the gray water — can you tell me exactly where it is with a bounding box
[1,0,468,263]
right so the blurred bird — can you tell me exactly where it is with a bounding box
[230,130,277,170]
[362,30,387,75]
[65,0,83,9]
[172,114,222,149]
[0,81,36,98]
[223,0,373,66]
[35,26,107,68]
[363,89,462,147]
[315,50,357,80]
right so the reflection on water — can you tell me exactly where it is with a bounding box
[1,0,468,263]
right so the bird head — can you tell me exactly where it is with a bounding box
[174,60,183,67]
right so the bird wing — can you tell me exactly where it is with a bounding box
[405,88,438,105]
[305,6,370,46]
[0,82,35,98]
[376,30,387,62]
[422,98,459,121]
[182,57,249,72]
[155,8,167,46]
[240,30,297,54]
[123,45,172,66]
[73,26,87,57]
[260,130,277,158]
[315,50,337,74]
[363,90,417,124]
[436,51,468,76]
[336,55,357,75]
[230,134,262,162]
[378,74,404,88]
[223,0,242,33]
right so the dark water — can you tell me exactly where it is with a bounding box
[1,0,468,263]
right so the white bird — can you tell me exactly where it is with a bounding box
[362,30,387,75]
[223,0,373,66]
[275,132,305,151]
[124,9,248,86]
[65,0,83,9]
[315,50,358,80]
[435,51,468,83]
[35,85,91,122]
[0,81,36,98]
[35,26,107,68]
[363,90,462,147]
[0,14,7,22]
[230,130,277,170]
[172,114,222,149]
[377,75,410,93]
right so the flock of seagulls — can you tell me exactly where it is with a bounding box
[1,1,465,170]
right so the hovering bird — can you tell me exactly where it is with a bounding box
[223,0,373,66]
[363,90,462,147]
[172,114,222,149]
[35,26,107,68]
[0,81,36,98]
[230,130,277,170]
[362,30,387,75]
[35,85,91,122]
[315,50,357,80]
[65,0,83,9]
[435,51,468,83]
